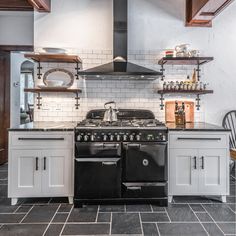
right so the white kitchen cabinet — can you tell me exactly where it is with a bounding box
[8,132,74,205]
[10,150,42,197]
[42,149,72,196]
[168,131,230,203]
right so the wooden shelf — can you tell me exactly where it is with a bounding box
[24,87,82,109]
[158,57,214,65]
[157,89,214,95]
[24,53,82,63]
[24,88,82,93]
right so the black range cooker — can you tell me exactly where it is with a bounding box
[74,109,168,207]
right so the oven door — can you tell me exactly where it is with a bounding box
[75,158,121,199]
[123,142,167,182]
[75,142,121,157]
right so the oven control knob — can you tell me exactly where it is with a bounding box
[103,134,107,141]
[84,135,89,142]
[129,135,134,141]
[136,134,141,141]
[91,134,95,141]
[110,135,114,141]
[116,134,121,141]
[77,135,82,141]
[123,134,127,141]
[162,134,166,141]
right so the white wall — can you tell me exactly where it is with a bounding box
[10,53,30,127]
[0,12,34,45]
[34,0,236,125]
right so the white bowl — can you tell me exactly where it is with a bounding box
[46,80,64,87]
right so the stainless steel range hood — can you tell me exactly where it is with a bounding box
[78,0,162,79]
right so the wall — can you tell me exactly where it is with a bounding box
[34,0,236,125]
[0,12,33,45]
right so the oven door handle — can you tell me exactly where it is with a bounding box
[126,186,142,191]
[75,158,120,163]
[126,144,141,149]
[93,143,120,149]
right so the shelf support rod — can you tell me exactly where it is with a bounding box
[160,63,165,81]
[196,60,201,82]
[196,94,201,110]
[160,93,164,110]
[37,61,42,80]
[75,62,80,80]
[75,92,80,109]
[36,92,42,109]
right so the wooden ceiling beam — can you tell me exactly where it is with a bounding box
[27,0,51,12]
[186,0,235,27]
[0,0,33,11]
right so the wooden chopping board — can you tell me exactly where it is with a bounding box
[165,101,194,123]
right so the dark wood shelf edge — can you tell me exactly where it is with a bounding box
[158,57,214,65]
[24,53,82,64]
[24,88,82,93]
[157,90,214,95]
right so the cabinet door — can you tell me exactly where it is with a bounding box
[41,149,72,196]
[169,149,199,195]
[198,149,227,194]
[9,150,41,197]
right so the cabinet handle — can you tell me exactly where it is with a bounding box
[43,157,46,170]
[127,186,142,191]
[193,156,197,169]
[201,156,204,169]
[177,137,221,141]
[36,157,39,171]
[18,138,64,141]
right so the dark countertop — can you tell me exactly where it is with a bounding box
[166,122,230,132]
[8,122,77,131]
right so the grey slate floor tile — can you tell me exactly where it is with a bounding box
[151,205,166,212]
[0,213,25,223]
[97,212,111,222]
[22,205,59,223]
[111,213,142,234]
[15,205,32,213]
[99,204,125,212]
[0,205,18,213]
[202,223,224,236]
[142,223,159,235]
[63,223,110,235]
[67,206,98,222]
[189,204,206,212]
[126,204,152,212]
[218,222,236,235]
[44,224,64,236]
[203,204,236,222]
[0,224,47,236]
[173,196,212,204]
[157,223,207,236]
[57,204,73,213]
[166,204,198,222]
[140,212,170,222]
[52,213,68,223]
[196,212,214,222]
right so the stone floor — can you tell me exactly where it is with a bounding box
[0,163,235,236]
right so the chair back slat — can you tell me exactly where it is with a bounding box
[222,110,236,149]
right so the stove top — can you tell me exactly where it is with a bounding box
[76,119,166,129]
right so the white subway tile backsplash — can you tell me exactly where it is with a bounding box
[34,49,206,123]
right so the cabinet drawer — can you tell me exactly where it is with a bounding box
[10,132,73,148]
[169,133,227,149]
[122,183,167,198]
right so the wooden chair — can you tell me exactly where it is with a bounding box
[222,110,236,161]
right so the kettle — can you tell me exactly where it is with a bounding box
[103,101,118,122]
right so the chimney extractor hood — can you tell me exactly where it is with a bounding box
[78,0,162,79]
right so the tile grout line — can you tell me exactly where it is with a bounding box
[201,204,226,235]
[164,208,171,223]
[19,205,34,224]
[59,205,74,236]
[155,222,161,236]
[13,205,21,214]
[42,204,61,236]
[138,212,144,235]
[95,205,100,223]
[109,212,112,235]
[150,204,153,212]
[188,203,210,236]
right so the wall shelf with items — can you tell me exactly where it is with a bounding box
[157,56,214,111]
[24,88,82,110]
[157,89,214,110]
[158,57,214,81]
[24,53,82,80]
